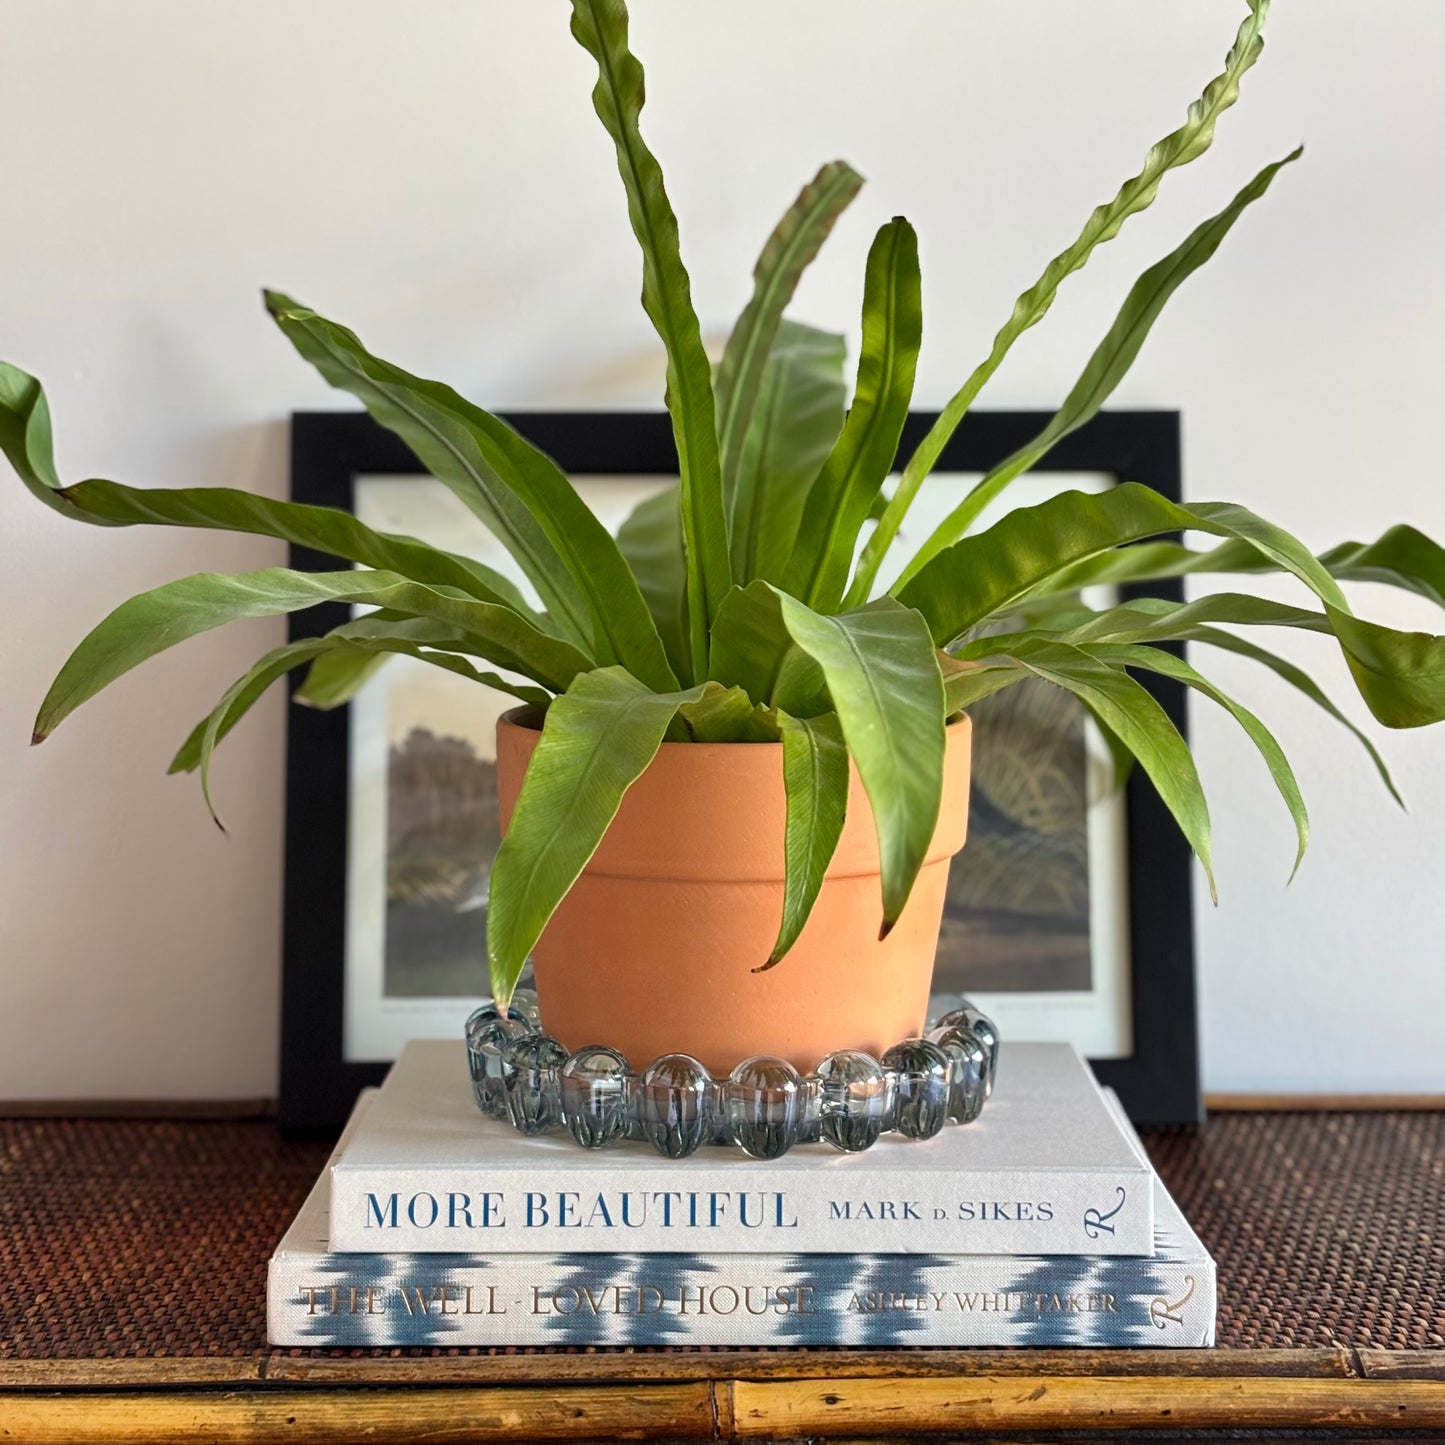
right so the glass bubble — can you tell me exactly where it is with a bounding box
[638,1054,714,1159]
[465,999,534,1034]
[502,1033,569,1135]
[465,1010,529,1120]
[559,1045,631,1149]
[725,1056,806,1160]
[509,987,543,1030]
[931,1025,987,1123]
[934,1001,999,1097]
[814,1049,888,1152]
[881,1038,951,1140]
[465,999,531,1042]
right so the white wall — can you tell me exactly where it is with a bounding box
[1,1,1442,1099]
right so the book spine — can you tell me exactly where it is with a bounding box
[328,1167,1152,1256]
[268,1248,1213,1347]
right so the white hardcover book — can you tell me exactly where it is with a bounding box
[272,1089,1214,1347]
[328,1040,1153,1255]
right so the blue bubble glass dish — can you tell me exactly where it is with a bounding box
[464,995,998,1159]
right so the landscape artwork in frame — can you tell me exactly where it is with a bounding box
[280,411,1198,1129]
[341,469,671,1061]
[872,472,1135,1069]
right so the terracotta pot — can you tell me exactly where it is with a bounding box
[495,711,972,1076]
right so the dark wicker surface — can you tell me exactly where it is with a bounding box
[0,1111,1440,1359]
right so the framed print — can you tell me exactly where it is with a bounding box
[280,410,1198,1129]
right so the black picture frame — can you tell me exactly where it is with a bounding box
[281,409,1199,1131]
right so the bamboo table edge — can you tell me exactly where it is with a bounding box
[0,1345,1375,1390]
[3,1374,1445,1443]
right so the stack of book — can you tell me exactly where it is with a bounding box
[268,1039,1214,1346]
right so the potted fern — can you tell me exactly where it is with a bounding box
[4,0,1444,1075]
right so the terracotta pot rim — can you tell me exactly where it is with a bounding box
[498,703,972,749]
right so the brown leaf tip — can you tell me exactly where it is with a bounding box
[878,918,895,942]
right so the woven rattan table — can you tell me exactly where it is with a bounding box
[1,1110,1441,1441]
